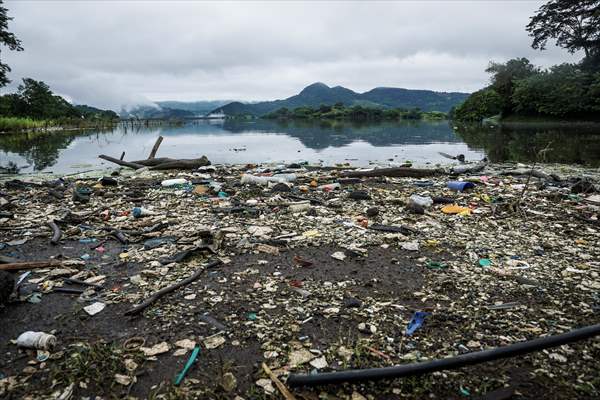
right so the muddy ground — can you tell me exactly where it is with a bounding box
[1,238,598,399]
[1,166,600,399]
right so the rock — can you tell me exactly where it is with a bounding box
[331,251,346,261]
[366,207,379,217]
[349,190,371,200]
[271,182,291,192]
[309,356,328,369]
[288,348,315,367]
[343,297,362,308]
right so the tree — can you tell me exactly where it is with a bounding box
[0,0,23,87]
[485,58,539,113]
[526,0,600,60]
[453,88,503,121]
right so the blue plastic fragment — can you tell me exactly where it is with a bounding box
[174,346,200,386]
[405,311,431,336]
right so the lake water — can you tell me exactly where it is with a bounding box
[1,119,600,174]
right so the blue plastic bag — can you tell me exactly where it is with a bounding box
[405,311,431,336]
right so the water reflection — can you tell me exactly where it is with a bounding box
[1,119,599,173]
[455,122,600,166]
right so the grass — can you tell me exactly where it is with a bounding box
[49,341,144,399]
[0,116,119,133]
[0,117,50,132]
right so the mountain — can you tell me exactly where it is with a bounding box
[74,104,119,120]
[120,105,195,119]
[213,83,470,116]
[156,100,232,115]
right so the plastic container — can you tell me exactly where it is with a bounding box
[161,178,189,187]
[132,207,154,218]
[241,174,297,186]
[16,331,57,350]
[409,195,433,208]
[317,183,341,192]
[447,181,475,192]
[289,202,311,213]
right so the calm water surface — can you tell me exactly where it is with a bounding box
[1,119,599,173]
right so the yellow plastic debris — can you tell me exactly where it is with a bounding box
[441,204,471,215]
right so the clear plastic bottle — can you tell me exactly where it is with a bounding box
[16,331,57,350]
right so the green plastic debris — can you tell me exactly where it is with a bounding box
[426,261,448,270]
[459,385,471,396]
[478,258,492,267]
[174,346,200,386]
[247,312,257,321]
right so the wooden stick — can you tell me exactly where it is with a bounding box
[148,136,163,159]
[120,151,126,161]
[340,167,442,178]
[124,259,221,316]
[261,363,297,400]
[47,220,62,245]
[99,154,145,170]
[0,261,62,271]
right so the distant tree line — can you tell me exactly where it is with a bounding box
[453,0,600,122]
[264,103,446,121]
[0,78,118,131]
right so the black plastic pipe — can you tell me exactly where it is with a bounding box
[287,323,600,387]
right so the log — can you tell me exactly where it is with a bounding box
[131,156,211,170]
[148,156,210,170]
[99,154,145,170]
[148,136,163,159]
[340,167,442,178]
[124,259,221,316]
[0,261,62,271]
[131,157,177,166]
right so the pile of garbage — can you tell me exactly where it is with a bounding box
[0,154,599,399]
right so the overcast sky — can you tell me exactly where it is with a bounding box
[2,0,579,109]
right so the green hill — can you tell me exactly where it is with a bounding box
[213,83,469,116]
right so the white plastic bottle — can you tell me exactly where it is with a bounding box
[161,178,189,187]
[16,331,57,350]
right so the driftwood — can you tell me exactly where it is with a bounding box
[148,136,163,159]
[99,154,145,170]
[47,220,62,245]
[100,154,210,171]
[130,157,176,167]
[124,259,221,316]
[147,157,210,170]
[0,260,62,271]
[340,167,442,179]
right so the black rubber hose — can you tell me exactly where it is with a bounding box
[287,323,600,387]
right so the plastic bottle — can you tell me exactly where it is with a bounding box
[16,331,57,350]
[409,195,433,208]
[241,174,297,186]
[132,207,154,218]
[318,183,341,192]
[161,178,189,187]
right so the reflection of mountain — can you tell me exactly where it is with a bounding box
[456,123,600,166]
[222,119,459,150]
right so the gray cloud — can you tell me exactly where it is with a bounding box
[1,0,580,109]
